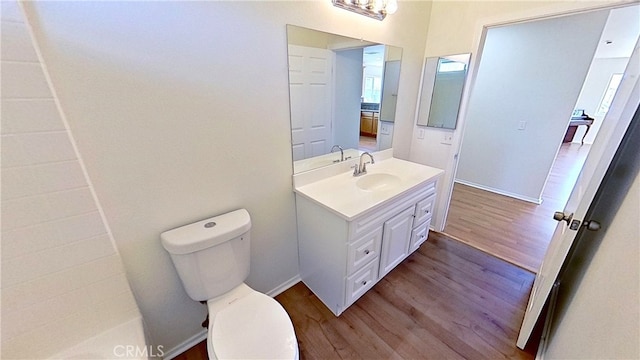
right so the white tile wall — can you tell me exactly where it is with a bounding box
[1,2,141,358]
[1,21,39,62]
[1,100,65,133]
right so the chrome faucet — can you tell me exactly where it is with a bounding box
[353,152,375,176]
[331,145,344,162]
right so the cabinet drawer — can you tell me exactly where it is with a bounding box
[345,259,379,307]
[347,226,382,275]
[409,219,430,254]
[414,194,436,226]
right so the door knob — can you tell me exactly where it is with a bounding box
[553,211,573,225]
[582,220,601,231]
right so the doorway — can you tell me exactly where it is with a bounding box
[442,4,639,273]
[359,45,385,151]
[444,143,591,272]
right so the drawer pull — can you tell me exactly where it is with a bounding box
[361,281,367,286]
[364,249,370,255]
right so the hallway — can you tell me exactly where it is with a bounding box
[444,143,591,273]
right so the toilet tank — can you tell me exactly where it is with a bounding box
[161,209,251,301]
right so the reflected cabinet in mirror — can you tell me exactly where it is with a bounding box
[416,54,470,129]
[286,25,403,173]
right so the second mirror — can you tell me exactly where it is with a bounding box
[416,54,470,129]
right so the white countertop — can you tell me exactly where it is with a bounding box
[294,157,443,221]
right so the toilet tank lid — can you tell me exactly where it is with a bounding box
[161,209,251,255]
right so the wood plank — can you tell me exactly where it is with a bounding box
[176,232,537,360]
[444,143,590,273]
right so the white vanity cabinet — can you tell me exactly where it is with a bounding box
[296,178,438,316]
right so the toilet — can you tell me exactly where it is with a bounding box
[160,209,298,359]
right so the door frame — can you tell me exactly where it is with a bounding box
[436,0,639,234]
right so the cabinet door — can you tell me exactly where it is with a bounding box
[379,206,415,278]
[360,112,373,134]
[372,114,378,136]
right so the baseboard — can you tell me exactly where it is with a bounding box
[455,179,543,204]
[266,274,302,297]
[163,329,207,360]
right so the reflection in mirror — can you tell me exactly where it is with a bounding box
[416,54,470,129]
[286,25,403,174]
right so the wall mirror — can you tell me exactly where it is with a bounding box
[416,54,470,129]
[286,25,403,173]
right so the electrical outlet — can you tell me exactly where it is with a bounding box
[418,128,425,139]
[441,133,453,145]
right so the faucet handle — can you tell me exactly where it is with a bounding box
[351,164,360,176]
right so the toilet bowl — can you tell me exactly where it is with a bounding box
[160,209,298,359]
[207,283,297,360]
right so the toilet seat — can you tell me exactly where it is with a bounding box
[207,287,298,360]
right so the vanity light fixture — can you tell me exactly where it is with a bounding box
[332,0,398,21]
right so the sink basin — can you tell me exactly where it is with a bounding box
[356,173,401,191]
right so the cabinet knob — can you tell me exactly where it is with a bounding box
[361,281,367,286]
[364,249,370,255]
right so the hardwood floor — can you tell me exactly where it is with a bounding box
[444,143,591,273]
[359,135,377,152]
[175,232,538,360]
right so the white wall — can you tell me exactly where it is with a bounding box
[455,11,608,203]
[409,0,635,231]
[21,0,432,353]
[543,162,639,359]
[572,57,630,144]
[0,1,140,358]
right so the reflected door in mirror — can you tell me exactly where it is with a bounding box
[380,60,400,122]
[288,44,333,161]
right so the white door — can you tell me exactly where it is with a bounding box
[288,45,333,161]
[517,43,640,349]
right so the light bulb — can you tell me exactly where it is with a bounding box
[385,0,398,14]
